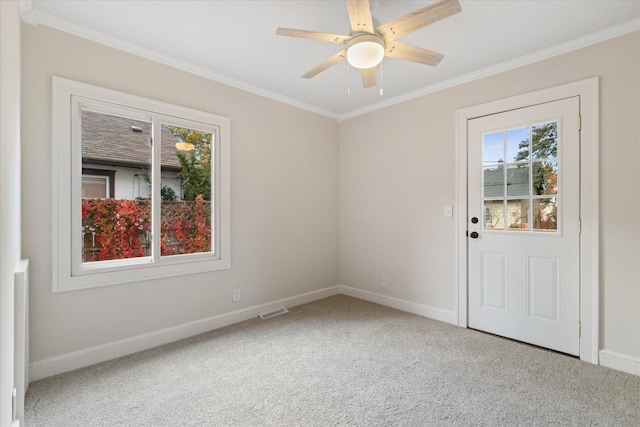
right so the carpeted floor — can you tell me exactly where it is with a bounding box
[25,295,640,426]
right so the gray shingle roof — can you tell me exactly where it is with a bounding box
[81,110,182,170]
[484,166,529,198]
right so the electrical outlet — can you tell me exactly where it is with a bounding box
[444,205,453,218]
[232,288,241,302]
[380,276,388,289]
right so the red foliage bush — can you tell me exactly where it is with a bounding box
[82,196,211,262]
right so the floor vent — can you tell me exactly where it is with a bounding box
[259,308,289,320]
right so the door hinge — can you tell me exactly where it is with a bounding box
[578,115,582,131]
[578,322,582,337]
[578,219,582,234]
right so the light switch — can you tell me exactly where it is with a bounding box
[444,205,453,218]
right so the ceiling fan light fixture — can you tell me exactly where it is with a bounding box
[347,34,385,69]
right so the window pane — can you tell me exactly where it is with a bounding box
[506,127,529,162]
[484,200,504,230]
[531,122,557,160]
[533,198,557,231]
[506,164,529,197]
[81,110,152,262]
[160,124,213,256]
[82,175,107,198]
[507,199,529,231]
[532,161,558,195]
[484,166,504,197]
[483,132,504,165]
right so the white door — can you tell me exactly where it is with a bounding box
[468,97,581,355]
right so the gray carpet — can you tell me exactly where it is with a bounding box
[25,295,640,426]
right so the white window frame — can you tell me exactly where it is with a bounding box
[52,77,231,292]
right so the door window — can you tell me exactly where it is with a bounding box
[482,122,559,232]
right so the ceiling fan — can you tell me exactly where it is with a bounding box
[275,0,462,89]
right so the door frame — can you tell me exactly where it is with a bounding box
[455,78,599,364]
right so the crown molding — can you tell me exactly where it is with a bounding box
[19,2,638,123]
[18,0,37,25]
[338,18,640,121]
[20,7,338,120]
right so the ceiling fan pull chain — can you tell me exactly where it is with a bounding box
[346,60,351,96]
[379,62,384,96]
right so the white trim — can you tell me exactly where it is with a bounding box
[599,350,640,376]
[13,260,29,425]
[455,78,599,364]
[20,8,338,120]
[338,285,457,326]
[29,285,341,381]
[19,1,637,121]
[17,0,36,26]
[339,20,638,121]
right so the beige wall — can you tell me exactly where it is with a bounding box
[20,21,640,377]
[22,25,339,366]
[340,32,640,362]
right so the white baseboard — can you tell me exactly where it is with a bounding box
[35,284,640,382]
[29,285,340,381]
[599,350,640,376]
[338,284,457,325]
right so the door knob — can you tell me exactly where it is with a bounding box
[469,231,479,239]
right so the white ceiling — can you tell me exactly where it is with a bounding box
[20,0,640,119]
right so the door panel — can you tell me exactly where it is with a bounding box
[527,255,560,322]
[482,252,507,311]
[468,97,580,355]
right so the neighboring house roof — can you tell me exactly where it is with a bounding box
[484,165,529,198]
[81,110,182,171]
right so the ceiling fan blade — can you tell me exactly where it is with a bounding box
[275,28,350,44]
[377,0,462,42]
[360,67,377,89]
[385,41,444,66]
[302,49,347,79]
[346,0,374,33]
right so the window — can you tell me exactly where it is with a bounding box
[53,77,230,291]
[82,175,109,198]
[481,122,559,233]
[82,169,116,198]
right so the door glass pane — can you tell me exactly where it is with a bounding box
[532,161,558,195]
[533,198,557,231]
[484,200,504,230]
[483,166,504,197]
[507,199,529,231]
[483,132,504,165]
[531,122,557,160]
[506,164,529,197]
[160,124,213,257]
[506,127,529,162]
[81,110,152,262]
